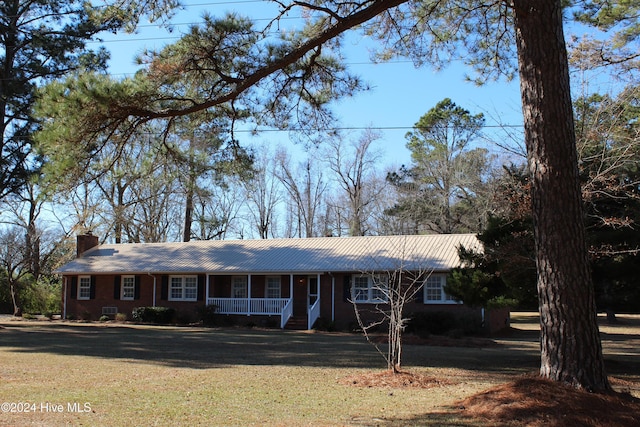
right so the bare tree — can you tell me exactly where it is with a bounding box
[323,129,383,236]
[193,178,246,240]
[0,227,28,315]
[244,146,283,239]
[351,237,433,373]
[275,148,327,238]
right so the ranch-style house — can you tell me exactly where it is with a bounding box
[57,233,509,332]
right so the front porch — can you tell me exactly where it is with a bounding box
[207,297,295,328]
[205,273,322,329]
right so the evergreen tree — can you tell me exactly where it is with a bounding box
[387,99,493,234]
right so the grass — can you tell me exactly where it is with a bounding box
[0,312,639,426]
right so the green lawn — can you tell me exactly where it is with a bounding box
[0,313,638,426]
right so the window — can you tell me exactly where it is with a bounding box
[232,276,248,298]
[121,276,135,300]
[424,275,457,304]
[169,276,198,301]
[78,276,91,300]
[351,275,388,303]
[266,276,281,299]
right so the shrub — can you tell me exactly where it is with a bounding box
[457,312,483,335]
[115,312,127,322]
[314,317,338,332]
[99,315,110,322]
[406,311,457,337]
[406,311,483,338]
[263,317,278,328]
[197,304,218,326]
[132,307,176,324]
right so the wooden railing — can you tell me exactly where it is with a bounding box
[207,298,290,316]
[280,298,293,329]
[308,298,321,330]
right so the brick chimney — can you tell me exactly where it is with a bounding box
[77,232,99,257]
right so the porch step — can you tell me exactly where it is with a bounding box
[284,315,308,330]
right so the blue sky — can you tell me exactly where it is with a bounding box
[97,0,526,168]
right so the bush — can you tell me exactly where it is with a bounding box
[132,307,176,324]
[314,317,338,332]
[263,317,278,328]
[406,311,483,338]
[406,311,458,337]
[115,312,127,322]
[197,304,218,327]
[99,315,110,322]
[457,312,484,336]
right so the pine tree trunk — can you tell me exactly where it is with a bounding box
[513,0,610,391]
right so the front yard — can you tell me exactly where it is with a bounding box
[0,313,638,426]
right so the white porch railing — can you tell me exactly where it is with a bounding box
[308,298,320,330]
[280,298,293,329]
[207,298,291,316]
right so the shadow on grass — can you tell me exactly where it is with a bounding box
[0,321,540,373]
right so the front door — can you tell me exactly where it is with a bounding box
[293,276,307,317]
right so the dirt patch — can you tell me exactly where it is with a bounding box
[339,370,452,389]
[454,375,640,427]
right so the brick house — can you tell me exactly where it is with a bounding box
[57,233,509,332]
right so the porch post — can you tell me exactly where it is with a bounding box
[205,274,210,304]
[289,274,293,302]
[247,274,252,316]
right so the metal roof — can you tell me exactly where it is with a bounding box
[56,234,481,275]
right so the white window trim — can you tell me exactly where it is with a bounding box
[121,275,135,301]
[265,276,281,299]
[78,276,91,300]
[423,274,458,304]
[168,275,198,302]
[232,276,248,299]
[351,274,388,304]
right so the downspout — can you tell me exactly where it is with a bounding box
[328,273,335,322]
[62,276,67,320]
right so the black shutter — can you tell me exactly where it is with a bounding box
[114,275,121,300]
[70,277,78,300]
[134,276,141,300]
[343,274,352,302]
[90,276,96,299]
[161,275,168,300]
[415,273,425,303]
[197,275,205,301]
